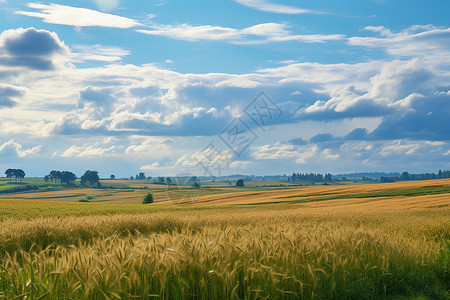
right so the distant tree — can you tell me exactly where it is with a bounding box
[158,177,165,184]
[380,176,395,183]
[166,177,172,185]
[5,169,14,182]
[236,179,244,187]
[15,169,25,183]
[138,172,146,180]
[80,170,99,186]
[49,170,62,183]
[190,176,198,182]
[400,172,410,181]
[193,182,201,189]
[136,174,139,180]
[130,176,134,180]
[60,171,76,185]
[147,176,153,180]
[142,193,154,204]
[44,175,50,182]
[438,170,443,179]
[110,174,115,180]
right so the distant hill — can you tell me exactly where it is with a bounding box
[333,172,401,179]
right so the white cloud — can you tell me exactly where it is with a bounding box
[240,23,290,37]
[251,142,298,160]
[137,24,240,41]
[0,27,70,70]
[233,0,318,14]
[140,162,161,170]
[349,25,450,58]
[54,138,120,157]
[137,22,344,44]
[269,33,344,43]
[251,143,322,164]
[125,137,173,155]
[16,3,141,28]
[57,145,118,157]
[0,140,41,157]
[94,0,119,11]
[71,45,130,62]
[0,84,26,107]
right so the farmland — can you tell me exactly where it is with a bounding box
[0,179,449,299]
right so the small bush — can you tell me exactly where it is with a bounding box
[143,193,154,204]
[79,199,89,203]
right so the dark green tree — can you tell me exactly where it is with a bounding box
[236,179,244,187]
[80,170,99,185]
[15,169,25,182]
[142,193,154,204]
[49,170,62,183]
[400,172,411,181]
[5,169,14,182]
[61,171,76,185]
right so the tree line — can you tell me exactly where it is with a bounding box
[4,169,26,183]
[288,172,333,182]
[380,170,450,183]
[43,170,99,186]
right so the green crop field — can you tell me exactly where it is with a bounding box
[0,179,449,299]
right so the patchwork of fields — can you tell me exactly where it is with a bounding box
[0,179,449,299]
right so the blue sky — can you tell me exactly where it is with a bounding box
[0,0,449,178]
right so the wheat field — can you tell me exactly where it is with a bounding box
[0,180,449,299]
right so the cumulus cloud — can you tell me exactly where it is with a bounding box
[294,59,450,141]
[233,0,318,14]
[53,137,121,157]
[18,53,447,143]
[0,27,69,70]
[0,84,25,107]
[16,3,141,28]
[0,140,42,157]
[250,138,449,168]
[349,25,450,58]
[125,137,174,155]
[56,144,118,157]
[137,22,344,44]
[251,142,320,164]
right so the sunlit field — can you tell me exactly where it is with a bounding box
[0,180,449,299]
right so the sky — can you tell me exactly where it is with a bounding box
[0,0,449,178]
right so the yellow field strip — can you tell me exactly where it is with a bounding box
[188,178,450,207]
